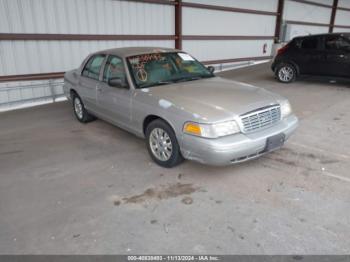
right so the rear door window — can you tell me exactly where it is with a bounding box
[301,37,318,49]
[82,55,106,80]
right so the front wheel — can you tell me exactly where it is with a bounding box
[275,63,297,83]
[72,94,95,123]
[145,119,184,168]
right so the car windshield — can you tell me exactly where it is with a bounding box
[126,52,214,88]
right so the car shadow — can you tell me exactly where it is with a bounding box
[296,75,350,87]
[259,74,350,88]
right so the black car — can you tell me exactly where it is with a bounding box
[271,33,350,83]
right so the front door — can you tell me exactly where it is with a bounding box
[323,34,350,77]
[96,55,132,129]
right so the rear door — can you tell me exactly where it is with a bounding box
[79,54,106,112]
[323,34,350,77]
[96,55,132,128]
[293,36,324,75]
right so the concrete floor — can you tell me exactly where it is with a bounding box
[1,63,350,254]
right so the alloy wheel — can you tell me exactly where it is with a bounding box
[278,66,294,82]
[149,128,173,161]
[74,97,83,119]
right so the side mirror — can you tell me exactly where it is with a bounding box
[207,66,215,74]
[108,77,128,88]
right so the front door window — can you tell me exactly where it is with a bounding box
[103,56,127,84]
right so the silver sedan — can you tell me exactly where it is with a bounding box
[64,47,298,167]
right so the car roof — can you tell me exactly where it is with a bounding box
[293,32,350,40]
[92,47,181,58]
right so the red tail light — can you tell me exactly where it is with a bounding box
[277,44,289,56]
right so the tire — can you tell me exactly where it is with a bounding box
[72,93,95,123]
[145,119,184,168]
[275,63,297,83]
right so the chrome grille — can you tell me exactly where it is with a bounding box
[240,105,281,133]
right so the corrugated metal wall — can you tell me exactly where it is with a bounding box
[0,0,173,34]
[1,0,350,78]
[0,0,174,76]
[334,0,350,33]
[0,0,176,111]
[0,0,279,77]
[0,39,174,76]
[182,0,277,62]
[282,0,333,40]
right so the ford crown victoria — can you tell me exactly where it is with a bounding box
[64,47,298,167]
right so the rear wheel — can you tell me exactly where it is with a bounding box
[275,63,297,83]
[145,119,184,168]
[72,93,95,123]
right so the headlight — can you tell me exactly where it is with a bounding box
[183,120,240,138]
[280,100,292,118]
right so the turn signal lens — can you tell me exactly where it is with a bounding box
[184,122,202,136]
[183,120,240,138]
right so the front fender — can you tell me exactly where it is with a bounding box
[132,90,195,139]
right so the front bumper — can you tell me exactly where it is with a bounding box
[179,114,298,166]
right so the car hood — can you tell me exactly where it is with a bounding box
[142,77,283,122]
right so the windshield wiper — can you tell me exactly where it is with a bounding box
[139,81,173,88]
[173,76,202,83]
[173,74,214,83]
